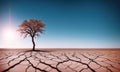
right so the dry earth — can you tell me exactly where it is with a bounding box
[0,48,120,72]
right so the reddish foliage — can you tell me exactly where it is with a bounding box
[17,19,45,38]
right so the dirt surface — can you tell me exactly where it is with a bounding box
[0,48,120,72]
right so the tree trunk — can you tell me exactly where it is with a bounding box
[32,37,35,51]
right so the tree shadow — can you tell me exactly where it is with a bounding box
[25,50,51,52]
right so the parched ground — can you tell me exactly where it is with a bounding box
[0,48,120,72]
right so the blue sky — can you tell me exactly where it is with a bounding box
[0,0,120,48]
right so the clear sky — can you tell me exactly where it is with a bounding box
[0,0,120,48]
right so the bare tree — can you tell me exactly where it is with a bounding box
[17,19,45,51]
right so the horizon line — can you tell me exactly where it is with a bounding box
[0,47,120,50]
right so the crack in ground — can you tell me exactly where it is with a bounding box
[0,50,120,72]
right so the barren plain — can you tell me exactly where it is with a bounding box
[0,48,120,72]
